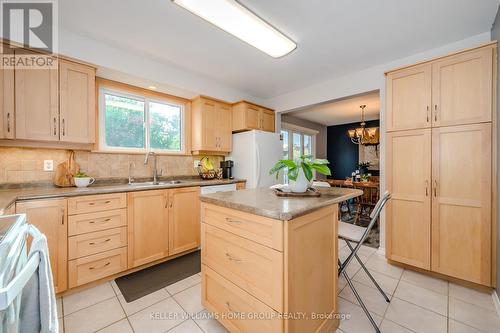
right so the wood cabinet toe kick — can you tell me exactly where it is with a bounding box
[201,202,339,333]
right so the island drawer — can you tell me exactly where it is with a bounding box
[202,223,283,311]
[201,265,283,333]
[68,193,127,215]
[68,227,127,260]
[68,209,127,236]
[68,247,127,288]
[202,203,283,251]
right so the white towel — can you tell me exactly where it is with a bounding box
[20,225,59,333]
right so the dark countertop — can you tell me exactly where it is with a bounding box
[200,187,363,220]
[0,178,245,215]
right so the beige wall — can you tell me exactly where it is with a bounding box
[0,147,222,184]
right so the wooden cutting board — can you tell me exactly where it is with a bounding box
[54,150,80,187]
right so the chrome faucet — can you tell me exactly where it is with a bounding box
[144,152,162,185]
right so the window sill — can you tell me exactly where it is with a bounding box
[90,149,190,156]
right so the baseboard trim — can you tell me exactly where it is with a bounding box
[377,247,385,256]
[493,290,500,318]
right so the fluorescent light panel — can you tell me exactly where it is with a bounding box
[172,0,296,58]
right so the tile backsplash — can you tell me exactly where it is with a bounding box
[0,147,222,184]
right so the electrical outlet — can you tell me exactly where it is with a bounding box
[43,160,54,171]
[194,160,200,168]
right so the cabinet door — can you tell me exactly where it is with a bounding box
[246,104,261,130]
[386,64,432,131]
[431,124,491,285]
[59,60,96,143]
[201,99,218,151]
[0,48,14,139]
[15,50,59,141]
[16,199,68,293]
[386,129,431,269]
[260,109,275,132]
[432,48,493,127]
[168,187,200,255]
[127,190,169,268]
[217,103,232,152]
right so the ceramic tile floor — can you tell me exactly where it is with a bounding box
[57,244,500,333]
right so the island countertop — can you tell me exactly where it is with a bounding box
[200,187,363,220]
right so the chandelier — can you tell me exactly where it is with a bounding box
[347,105,379,145]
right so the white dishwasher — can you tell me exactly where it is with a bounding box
[200,183,237,195]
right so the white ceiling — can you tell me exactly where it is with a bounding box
[286,91,380,126]
[60,0,500,99]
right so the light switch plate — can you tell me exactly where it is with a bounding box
[43,160,54,171]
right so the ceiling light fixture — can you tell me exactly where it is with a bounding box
[347,105,380,145]
[172,0,297,58]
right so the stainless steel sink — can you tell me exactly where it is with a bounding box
[128,180,183,186]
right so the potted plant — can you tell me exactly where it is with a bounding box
[73,171,95,188]
[269,155,331,193]
[358,162,371,175]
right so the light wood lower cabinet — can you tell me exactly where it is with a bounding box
[431,123,492,285]
[68,247,127,288]
[386,124,493,286]
[128,186,201,268]
[201,203,338,333]
[16,199,68,293]
[168,187,200,255]
[127,189,169,268]
[386,129,432,269]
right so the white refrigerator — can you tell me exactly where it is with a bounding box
[228,130,283,188]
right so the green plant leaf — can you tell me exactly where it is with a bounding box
[311,164,332,176]
[301,163,313,181]
[288,167,299,181]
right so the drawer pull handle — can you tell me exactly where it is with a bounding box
[89,238,111,245]
[89,262,110,270]
[88,200,112,206]
[225,218,242,224]
[225,301,236,313]
[89,218,112,224]
[225,252,242,262]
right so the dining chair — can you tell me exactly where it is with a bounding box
[338,191,391,333]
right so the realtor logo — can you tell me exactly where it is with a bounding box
[1,0,58,68]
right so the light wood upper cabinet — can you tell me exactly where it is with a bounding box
[168,187,200,255]
[0,47,14,139]
[217,103,232,152]
[431,123,491,285]
[386,129,432,269]
[232,101,275,133]
[59,60,96,143]
[191,96,232,154]
[432,47,493,127]
[261,109,275,132]
[15,50,59,141]
[386,64,432,131]
[16,199,68,293]
[127,190,169,268]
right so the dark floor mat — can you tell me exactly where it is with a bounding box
[115,250,200,302]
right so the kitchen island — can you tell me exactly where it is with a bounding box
[199,187,362,333]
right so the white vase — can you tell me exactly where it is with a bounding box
[289,169,310,193]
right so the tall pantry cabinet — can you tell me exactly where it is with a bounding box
[385,42,496,286]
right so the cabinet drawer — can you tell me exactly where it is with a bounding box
[68,227,127,260]
[68,193,126,215]
[68,247,127,288]
[202,265,282,333]
[202,223,283,311]
[68,209,126,236]
[202,203,283,251]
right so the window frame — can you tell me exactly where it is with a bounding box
[98,86,186,154]
[281,122,318,160]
